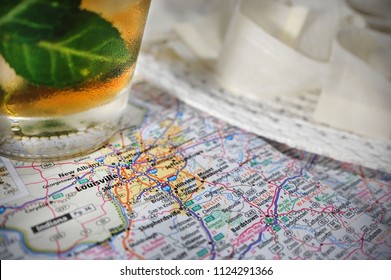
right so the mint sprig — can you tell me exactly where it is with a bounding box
[0,0,132,88]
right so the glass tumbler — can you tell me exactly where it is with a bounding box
[0,0,151,160]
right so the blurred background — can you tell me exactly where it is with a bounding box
[136,0,391,171]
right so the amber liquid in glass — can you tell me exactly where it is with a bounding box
[0,0,150,159]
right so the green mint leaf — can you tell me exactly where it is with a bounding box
[0,0,132,88]
[0,0,81,40]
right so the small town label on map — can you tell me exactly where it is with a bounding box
[58,170,75,178]
[58,163,102,178]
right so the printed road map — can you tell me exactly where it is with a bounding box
[0,82,390,259]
